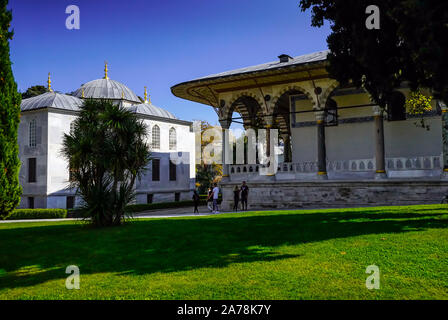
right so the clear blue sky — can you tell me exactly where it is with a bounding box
[8,0,330,124]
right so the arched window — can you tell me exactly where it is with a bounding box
[152,125,160,149]
[169,127,176,150]
[29,119,36,147]
[70,121,75,135]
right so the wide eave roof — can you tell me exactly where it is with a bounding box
[171,50,330,106]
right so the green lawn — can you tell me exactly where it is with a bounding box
[0,204,447,300]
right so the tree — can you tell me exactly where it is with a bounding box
[62,99,151,227]
[0,0,22,218]
[21,85,48,99]
[298,0,448,108]
[195,120,222,194]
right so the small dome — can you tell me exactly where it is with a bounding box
[73,78,140,103]
[21,92,83,112]
[128,102,177,120]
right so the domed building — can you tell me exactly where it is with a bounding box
[17,67,196,209]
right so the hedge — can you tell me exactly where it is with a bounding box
[5,209,68,220]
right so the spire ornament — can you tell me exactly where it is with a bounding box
[104,61,109,79]
[144,86,148,103]
[47,72,53,92]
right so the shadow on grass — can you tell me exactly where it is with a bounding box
[0,207,447,290]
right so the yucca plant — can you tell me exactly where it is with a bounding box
[62,99,151,227]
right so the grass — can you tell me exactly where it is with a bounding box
[0,204,447,300]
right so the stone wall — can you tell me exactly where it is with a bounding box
[220,180,448,211]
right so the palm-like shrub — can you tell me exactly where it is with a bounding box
[62,99,151,227]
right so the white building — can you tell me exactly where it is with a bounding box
[18,67,196,209]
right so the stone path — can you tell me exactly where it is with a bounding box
[0,205,242,223]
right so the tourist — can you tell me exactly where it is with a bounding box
[240,181,249,211]
[207,186,213,212]
[212,183,220,214]
[192,189,200,214]
[233,185,240,211]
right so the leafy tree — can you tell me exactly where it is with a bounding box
[195,120,222,194]
[298,0,448,108]
[21,85,48,99]
[0,0,22,218]
[62,99,151,227]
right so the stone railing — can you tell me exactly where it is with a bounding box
[228,155,442,178]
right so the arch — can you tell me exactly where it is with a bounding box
[272,85,316,109]
[319,80,340,108]
[228,91,264,110]
[169,127,177,150]
[152,125,160,149]
[226,94,264,129]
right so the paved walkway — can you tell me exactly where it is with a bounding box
[0,205,240,223]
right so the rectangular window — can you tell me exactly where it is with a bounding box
[28,158,37,183]
[175,192,180,202]
[66,196,75,209]
[169,161,177,181]
[29,120,36,147]
[147,194,153,204]
[28,197,34,209]
[152,159,160,181]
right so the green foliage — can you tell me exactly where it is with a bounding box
[61,99,151,227]
[195,120,222,194]
[21,85,48,99]
[406,90,433,115]
[299,0,448,107]
[0,0,22,218]
[5,209,67,220]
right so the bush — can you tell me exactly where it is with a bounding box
[5,209,68,220]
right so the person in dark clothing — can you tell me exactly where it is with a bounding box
[240,181,249,211]
[192,190,200,214]
[233,185,240,211]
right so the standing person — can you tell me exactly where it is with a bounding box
[240,181,249,211]
[192,189,200,214]
[212,183,220,214]
[233,185,240,211]
[207,186,213,212]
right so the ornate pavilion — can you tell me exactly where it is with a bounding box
[172,50,448,210]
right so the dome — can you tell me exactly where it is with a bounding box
[21,91,83,112]
[73,78,141,103]
[128,102,177,120]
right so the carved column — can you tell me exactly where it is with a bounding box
[441,102,448,178]
[219,119,231,181]
[315,111,328,179]
[281,133,291,163]
[373,105,387,179]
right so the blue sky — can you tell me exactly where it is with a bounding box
[8,0,330,125]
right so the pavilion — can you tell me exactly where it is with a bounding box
[172,50,448,210]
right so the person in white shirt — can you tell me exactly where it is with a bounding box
[212,183,220,213]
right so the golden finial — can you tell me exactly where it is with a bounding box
[144,86,148,103]
[81,88,85,98]
[121,90,124,99]
[47,72,53,92]
[104,61,109,79]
